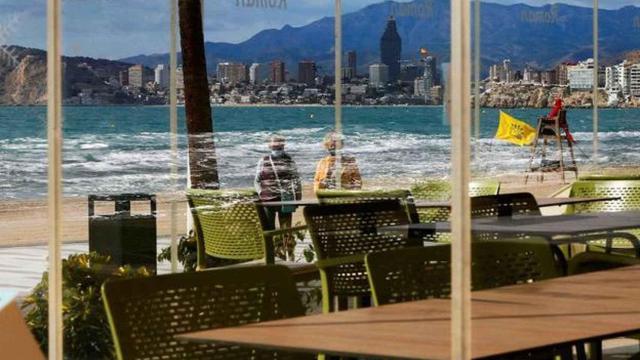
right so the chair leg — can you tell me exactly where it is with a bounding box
[550,120,565,184]
[337,296,349,311]
[526,121,542,184]
[566,133,578,180]
[588,341,602,360]
[575,342,588,360]
[541,137,548,183]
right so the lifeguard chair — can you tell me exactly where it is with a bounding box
[525,110,578,184]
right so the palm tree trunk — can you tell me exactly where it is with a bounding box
[178,0,219,189]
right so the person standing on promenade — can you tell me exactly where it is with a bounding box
[313,131,362,193]
[255,135,302,257]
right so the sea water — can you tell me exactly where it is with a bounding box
[0,105,638,200]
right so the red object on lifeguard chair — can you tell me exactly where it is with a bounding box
[525,105,579,184]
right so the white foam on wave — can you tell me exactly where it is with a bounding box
[4,121,640,198]
[79,143,109,150]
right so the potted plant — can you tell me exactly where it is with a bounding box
[22,252,150,359]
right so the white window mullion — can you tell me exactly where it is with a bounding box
[46,0,63,358]
[450,0,472,358]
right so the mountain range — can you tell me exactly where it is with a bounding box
[120,0,640,76]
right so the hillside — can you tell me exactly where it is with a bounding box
[0,46,133,105]
[120,0,640,75]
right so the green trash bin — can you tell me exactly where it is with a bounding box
[88,194,157,273]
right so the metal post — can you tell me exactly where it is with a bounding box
[47,0,63,358]
[334,0,342,135]
[592,0,599,162]
[450,0,472,358]
[169,0,179,273]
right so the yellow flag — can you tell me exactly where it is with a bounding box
[495,111,536,146]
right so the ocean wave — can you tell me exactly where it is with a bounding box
[79,143,109,150]
[3,107,640,199]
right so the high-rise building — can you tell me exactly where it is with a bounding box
[502,59,513,83]
[489,64,500,82]
[249,63,270,84]
[541,70,557,85]
[523,66,534,83]
[298,60,317,85]
[271,60,286,84]
[154,64,169,89]
[369,63,389,86]
[568,59,596,90]
[342,67,356,81]
[380,17,402,82]
[423,55,437,95]
[119,70,129,86]
[176,66,184,90]
[128,64,144,88]
[399,63,424,82]
[347,50,357,77]
[629,64,640,97]
[606,61,631,95]
[414,77,427,96]
[555,62,574,86]
[217,62,247,84]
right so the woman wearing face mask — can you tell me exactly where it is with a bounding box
[254,135,302,254]
[313,131,362,194]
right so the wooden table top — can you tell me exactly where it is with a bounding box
[179,266,640,359]
[258,197,619,209]
[384,210,640,237]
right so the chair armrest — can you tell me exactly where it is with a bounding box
[563,232,640,258]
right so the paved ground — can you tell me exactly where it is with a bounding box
[0,239,174,294]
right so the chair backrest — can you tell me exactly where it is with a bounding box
[469,180,501,197]
[558,110,567,126]
[187,189,266,265]
[578,174,640,181]
[566,180,640,214]
[102,265,306,360]
[411,179,501,222]
[316,188,419,223]
[366,238,562,305]
[568,252,640,275]
[410,180,452,201]
[303,200,420,300]
[471,192,541,218]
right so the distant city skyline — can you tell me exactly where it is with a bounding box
[0,0,637,60]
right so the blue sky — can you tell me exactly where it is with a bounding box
[0,0,637,60]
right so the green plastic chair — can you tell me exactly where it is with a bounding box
[470,192,541,218]
[411,180,501,243]
[187,189,316,279]
[316,188,419,223]
[565,180,640,256]
[303,200,421,313]
[568,252,640,275]
[410,179,501,200]
[567,252,640,357]
[365,237,563,306]
[578,174,640,181]
[102,265,312,360]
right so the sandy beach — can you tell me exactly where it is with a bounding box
[1,167,638,248]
